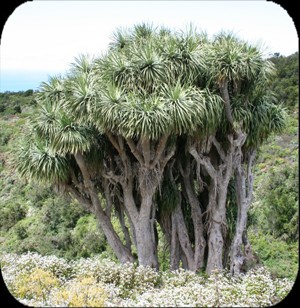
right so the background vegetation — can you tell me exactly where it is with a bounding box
[248,52,298,280]
[0,52,298,280]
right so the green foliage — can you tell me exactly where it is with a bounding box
[249,72,298,277]
[0,118,22,154]
[2,215,53,254]
[157,173,179,216]
[0,113,105,260]
[0,90,34,116]
[40,197,86,231]
[157,224,171,271]
[0,181,106,259]
[252,102,298,244]
[71,215,107,258]
[16,140,71,183]
[0,202,26,232]
[253,164,298,242]
[269,52,298,108]
[248,230,298,280]
[204,32,274,86]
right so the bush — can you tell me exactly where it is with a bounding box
[0,252,294,307]
[0,182,106,260]
[50,276,107,307]
[0,203,27,232]
[248,230,298,280]
[72,256,161,298]
[70,215,107,258]
[13,268,59,302]
[253,163,298,242]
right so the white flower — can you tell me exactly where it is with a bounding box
[0,252,294,307]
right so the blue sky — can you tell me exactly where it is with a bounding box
[0,1,298,92]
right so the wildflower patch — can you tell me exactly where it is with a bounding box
[0,252,294,307]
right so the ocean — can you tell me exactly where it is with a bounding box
[0,69,62,92]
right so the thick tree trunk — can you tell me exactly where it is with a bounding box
[135,219,158,268]
[105,133,175,269]
[189,137,234,274]
[182,173,206,269]
[167,160,200,272]
[126,136,175,269]
[206,186,228,274]
[206,220,224,273]
[230,179,247,275]
[135,180,159,269]
[230,150,256,275]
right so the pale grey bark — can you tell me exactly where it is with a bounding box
[74,152,134,263]
[189,135,234,274]
[230,149,256,275]
[170,212,180,270]
[219,80,234,126]
[110,134,175,269]
[103,178,113,217]
[135,177,159,269]
[115,201,132,252]
[179,159,206,270]
[173,197,197,271]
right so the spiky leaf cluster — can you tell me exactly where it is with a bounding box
[17,24,285,191]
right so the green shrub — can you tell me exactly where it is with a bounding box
[248,230,298,280]
[70,215,107,258]
[254,164,298,242]
[0,203,27,231]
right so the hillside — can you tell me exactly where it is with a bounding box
[248,52,299,279]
